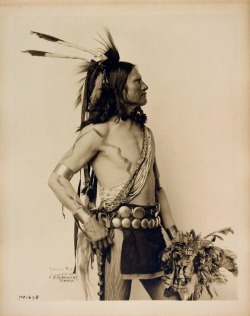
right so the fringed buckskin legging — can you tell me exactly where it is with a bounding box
[104,229,180,300]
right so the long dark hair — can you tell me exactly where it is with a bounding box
[77,61,135,131]
[77,61,148,204]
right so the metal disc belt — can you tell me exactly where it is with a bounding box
[111,204,161,229]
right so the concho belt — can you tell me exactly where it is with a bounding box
[111,204,161,229]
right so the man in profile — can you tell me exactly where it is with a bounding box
[25,30,179,300]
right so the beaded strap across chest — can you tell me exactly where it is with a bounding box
[98,127,152,211]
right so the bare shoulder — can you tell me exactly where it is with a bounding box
[146,126,155,139]
[78,122,110,140]
[146,126,157,154]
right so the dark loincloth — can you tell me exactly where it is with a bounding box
[121,228,166,275]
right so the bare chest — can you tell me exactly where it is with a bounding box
[92,125,147,178]
[102,128,143,172]
[91,123,155,188]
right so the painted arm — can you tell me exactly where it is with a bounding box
[48,124,112,248]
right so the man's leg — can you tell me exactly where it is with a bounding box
[140,277,181,300]
[104,229,132,300]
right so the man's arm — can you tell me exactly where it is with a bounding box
[48,123,111,248]
[148,127,178,240]
[154,159,178,241]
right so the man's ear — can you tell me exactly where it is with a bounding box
[122,83,128,102]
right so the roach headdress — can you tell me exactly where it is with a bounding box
[22,29,120,125]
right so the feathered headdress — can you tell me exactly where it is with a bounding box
[22,29,120,124]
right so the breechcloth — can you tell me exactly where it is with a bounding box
[99,203,175,300]
[104,229,180,300]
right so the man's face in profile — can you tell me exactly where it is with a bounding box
[123,67,148,107]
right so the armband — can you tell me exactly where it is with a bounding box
[166,225,178,241]
[73,207,91,223]
[53,163,74,180]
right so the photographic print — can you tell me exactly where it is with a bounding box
[0,1,249,315]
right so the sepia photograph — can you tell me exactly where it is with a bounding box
[0,1,249,315]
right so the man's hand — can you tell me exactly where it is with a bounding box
[83,216,113,250]
[165,224,178,241]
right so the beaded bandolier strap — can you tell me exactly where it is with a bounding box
[98,127,152,212]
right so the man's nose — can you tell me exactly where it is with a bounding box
[142,82,148,90]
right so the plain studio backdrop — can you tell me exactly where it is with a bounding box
[0,2,249,316]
